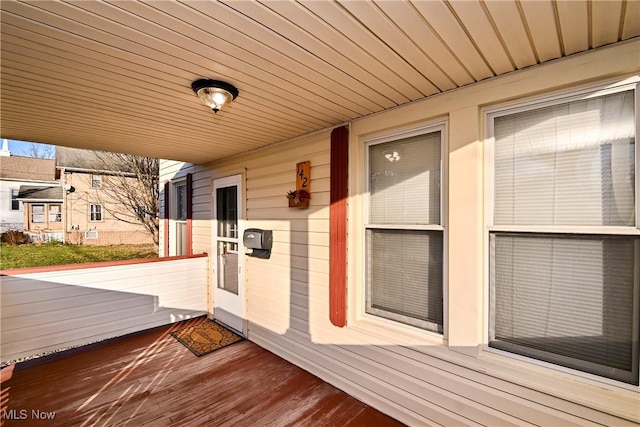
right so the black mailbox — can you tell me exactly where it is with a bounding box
[243,228,273,259]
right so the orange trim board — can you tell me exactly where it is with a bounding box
[330,126,348,328]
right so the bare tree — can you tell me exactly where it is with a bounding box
[26,142,55,159]
[93,152,160,252]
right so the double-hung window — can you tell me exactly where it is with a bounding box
[90,204,103,222]
[365,124,445,333]
[91,174,102,189]
[49,205,62,222]
[487,84,639,385]
[32,204,45,223]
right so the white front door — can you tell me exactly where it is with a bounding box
[213,175,245,334]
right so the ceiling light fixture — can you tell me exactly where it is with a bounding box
[191,79,239,113]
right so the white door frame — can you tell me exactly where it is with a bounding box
[212,174,245,335]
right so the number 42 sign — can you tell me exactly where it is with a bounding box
[296,161,310,193]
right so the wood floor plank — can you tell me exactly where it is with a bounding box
[1,317,404,426]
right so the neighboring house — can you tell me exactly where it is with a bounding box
[0,140,58,234]
[161,46,640,425]
[56,147,154,246]
[16,186,64,241]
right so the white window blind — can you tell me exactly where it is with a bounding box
[368,230,443,330]
[366,129,444,332]
[369,133,441,225]
[490,233,638,384]
[489,87,639,385]
[494,91,635,226]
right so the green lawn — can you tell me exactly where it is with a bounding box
[0,244,158,270]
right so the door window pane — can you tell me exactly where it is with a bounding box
[217,186,238,238]
[217,241,239,294]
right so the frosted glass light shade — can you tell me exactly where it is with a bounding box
[191,79,239,113]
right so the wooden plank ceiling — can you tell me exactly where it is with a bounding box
[1,0,638,164]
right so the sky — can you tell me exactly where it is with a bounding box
[3,139,55,158]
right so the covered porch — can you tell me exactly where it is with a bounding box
[0,316,402,426]
[2,1,639,425]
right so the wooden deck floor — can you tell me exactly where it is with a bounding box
[1,317,404,426]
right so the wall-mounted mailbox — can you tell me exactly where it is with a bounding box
[243,228,273,259]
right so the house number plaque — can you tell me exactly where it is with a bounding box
[288,161,311,208]
[296,161,310,193]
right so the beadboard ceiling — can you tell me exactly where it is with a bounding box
[1,0,639,164]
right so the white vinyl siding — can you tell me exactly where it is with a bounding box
[365,127,444,333]
[488,85,639,385]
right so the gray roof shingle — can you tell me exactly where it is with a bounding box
[17,185,63,201]
[0,156,56,181]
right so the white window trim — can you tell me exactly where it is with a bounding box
[483,79,640,391]
[352,120,448,342]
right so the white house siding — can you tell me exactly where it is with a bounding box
[0,256,207,364]
[162,41,640,425]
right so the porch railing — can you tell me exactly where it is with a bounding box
[0,254,208,365]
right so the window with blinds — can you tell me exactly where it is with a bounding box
[365,128,444,333]
[488,87,639,385]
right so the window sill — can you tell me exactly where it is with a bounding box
[349,314,446,348]
[477,346,639,421]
